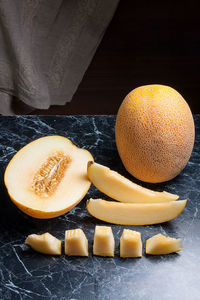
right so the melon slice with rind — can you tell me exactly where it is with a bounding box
[87,162,179,203]
[86,198,187,225]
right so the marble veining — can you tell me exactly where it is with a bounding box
[0,115,200,300]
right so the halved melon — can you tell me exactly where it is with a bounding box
[87,162,179,203]
[4,136,93,218]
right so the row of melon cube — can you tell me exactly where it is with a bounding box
[25,226,182,257]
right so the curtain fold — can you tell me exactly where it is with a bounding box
[0,0,119,115]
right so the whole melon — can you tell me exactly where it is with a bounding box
[115,84,195,183]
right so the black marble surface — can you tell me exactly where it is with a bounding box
[0,115,200,300]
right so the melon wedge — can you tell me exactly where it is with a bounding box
[86,198,187,225]
[146,234,182,255]
[87,162,179,203]
[4,136,93,218]
[25,232,61,255]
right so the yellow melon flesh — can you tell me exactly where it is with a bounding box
[87,162,178,203]
[86,198,187,225]
[93,226,115,257]
[146,234,182,255]
[4,136,93,218]
[120,229,142,258]
[65,229,88,257]
[25,233,61,255]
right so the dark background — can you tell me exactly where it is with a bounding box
[32,0,200,115]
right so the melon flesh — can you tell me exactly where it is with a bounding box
[25,233,61,255]
[93,226,115,257]
[87,162,179,203]
[65,229,88,256]
[120,229,142,258]
[86,198,187,225]
[4,136,93,218]
[146,234,182,255]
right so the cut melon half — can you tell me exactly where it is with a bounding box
[87,162,179,203]
[4,136,93,218]
[86,198,187,225]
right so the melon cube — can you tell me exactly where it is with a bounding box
[120,229,142,258]
[65,229,88,256]
[93,226,115,257]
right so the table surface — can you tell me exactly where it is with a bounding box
[0,115,200,300]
